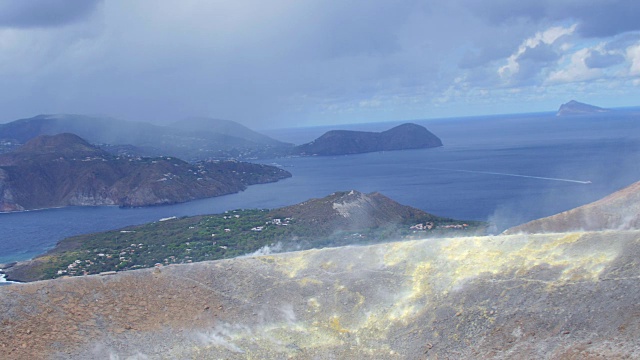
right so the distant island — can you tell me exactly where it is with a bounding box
[294,123,443,156]
[0,114,294,161]
[2,190,485,282]
[0,133,291,212]
[556,100,611,116]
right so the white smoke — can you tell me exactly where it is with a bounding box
[241,242,284,257]
[195,323,251,353]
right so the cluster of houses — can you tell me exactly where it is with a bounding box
[410,222,469,231]
[57,243,147,277]
[410,222,435,231]
[58,259,93,276]
[251,217,293,232]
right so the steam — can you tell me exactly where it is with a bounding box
[91,344,150,360]
[108,352,149,360]
[196,323,250,353]
[280,303,297,325]
[241,242,284,257]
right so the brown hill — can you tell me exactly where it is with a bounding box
[269,190,446,233]
[0,133,291,212]
[504,180,640,234]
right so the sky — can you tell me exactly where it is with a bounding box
[1,0,640,129]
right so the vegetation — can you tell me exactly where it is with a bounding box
[34,208,485,280]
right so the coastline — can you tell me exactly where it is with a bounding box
[0,269,19,285]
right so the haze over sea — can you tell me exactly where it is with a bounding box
[1,111,639,265]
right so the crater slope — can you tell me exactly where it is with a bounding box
[1,230,639,359]
[504,180,640,234]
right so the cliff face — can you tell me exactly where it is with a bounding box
[295,123,442,156]
[2,230,639,359]
[0,133,291,212]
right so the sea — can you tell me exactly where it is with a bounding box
[1,110,640,272]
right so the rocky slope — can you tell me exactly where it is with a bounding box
[0,114,292,160]
[504,180,640,234]
[270,190,460,232]
[0,133,291,212]
[294,123,442,156]
[556,100,610,116]
[1,230,639,359]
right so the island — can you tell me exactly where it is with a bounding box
[0,133,291,212]
[294,123,443,156]
[556,100,611,116]
[2,190,485,282]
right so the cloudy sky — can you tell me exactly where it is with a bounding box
[1,0,640,128]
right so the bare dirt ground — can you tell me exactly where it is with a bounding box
[2,230,640,359]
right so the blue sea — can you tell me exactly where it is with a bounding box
[1,111,639,266]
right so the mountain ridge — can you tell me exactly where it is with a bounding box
[504,180,640,234]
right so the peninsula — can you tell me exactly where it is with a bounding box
[2,190,484,282]
[0,133,291,212]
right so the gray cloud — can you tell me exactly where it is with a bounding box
[0,1,639,128]
[464,0,640,37]
[572,1,640,37]
[518,43,559,63]
[585,51,625,69]
[0,0,102,28]
[604,33,640,51]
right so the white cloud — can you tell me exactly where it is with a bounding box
[546,48,602,84]
[498,24,576,82]
[627,43,640,76]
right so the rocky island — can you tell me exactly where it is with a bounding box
[294,123,442,156]
[556,100,610,116]
[0,133,291,212]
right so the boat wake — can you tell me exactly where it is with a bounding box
[424,167,592,184]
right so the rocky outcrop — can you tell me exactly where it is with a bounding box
[504,180,640,234]
[294,123,442,156]
[1,230,639,359]
[0,133,291,212]
[556,100,610,116]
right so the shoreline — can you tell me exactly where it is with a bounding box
[0,269,20,285]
